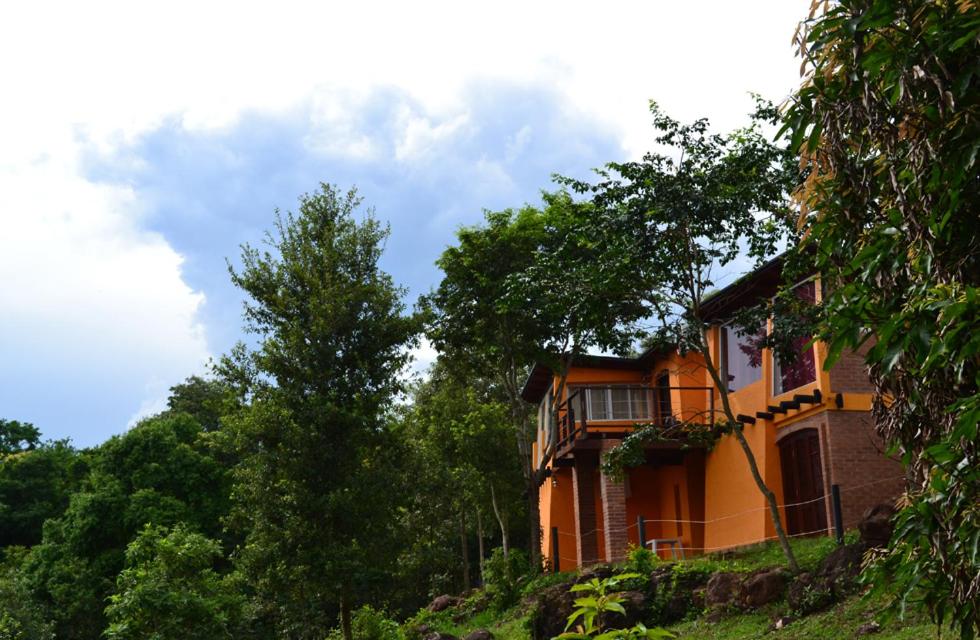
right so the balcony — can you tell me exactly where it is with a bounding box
[553,385,716,459]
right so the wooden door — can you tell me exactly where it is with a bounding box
[779,429,828,535]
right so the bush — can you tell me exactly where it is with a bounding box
[482,547,531,610]
[326,606,402,640]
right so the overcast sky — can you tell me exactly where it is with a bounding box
[0,1,809,446]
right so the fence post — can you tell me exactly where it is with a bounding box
[551,527,560,573]
[637,515,646,550]
[831,484,844,545]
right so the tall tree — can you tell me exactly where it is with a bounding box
[425,192,647,568]
[786,1,979,634]
[562,101,803,572]
[0,420,41,455]
[219,184,417,640]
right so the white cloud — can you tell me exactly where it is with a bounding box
[0,0,812,440]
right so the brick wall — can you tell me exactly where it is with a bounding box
[829,340,876,393]
[600,440,629,564]
[824,410,904,529]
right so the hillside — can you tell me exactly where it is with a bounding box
[402,534,941,640]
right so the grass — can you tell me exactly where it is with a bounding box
[669,588,942,639]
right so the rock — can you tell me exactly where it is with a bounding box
[462,630,494,640]
[857,621,882,635]
[771,616,794,630]
[787,572,834,615]
[705,572,743,608]
[527,580,576,640]
[424,633,458,640]
[859,503,896,548]
[742,568,787,608]
[427,594,460,613]
[818,542,865,597]
[614,590,648,629]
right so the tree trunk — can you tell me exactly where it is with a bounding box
[527,478,542,570]
[476,507,486,583]
[699,340,801,574]
[460,509,470,591]
[490,483,509,559]
[340,590,353,640]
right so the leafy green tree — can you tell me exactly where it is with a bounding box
[0,420,41,455]
[23,413,231,639]
[165,375,240,432]
[786,0,979,634]
[219,184,417,640]
[0,441,84,548]
[0,548,54,640]
[426,192,647,569]
[562,101,802,572]
[104,524,244,640]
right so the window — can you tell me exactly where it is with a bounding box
[773,280,818,395]
[721,323,765,392]
[584,387,651,421]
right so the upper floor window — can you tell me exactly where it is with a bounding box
[721,323,764,392]
[582,386,651,421]
[773,280,817,395]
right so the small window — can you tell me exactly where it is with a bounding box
[584,387,651,421]
[721,323,765,392]
[773,280,818,395]
[587,388,610,420]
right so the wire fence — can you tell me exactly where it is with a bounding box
[549,475,903,559]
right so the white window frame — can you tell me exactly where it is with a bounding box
[583,386,651,422]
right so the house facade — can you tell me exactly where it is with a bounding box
[524,258,904,571]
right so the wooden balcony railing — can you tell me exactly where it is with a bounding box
[552,385,717,458]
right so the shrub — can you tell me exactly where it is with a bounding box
[326,606,402,640]
[483,548,531,610]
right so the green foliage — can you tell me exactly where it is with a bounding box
[0,420,41,455]
[0,440,84,547]
[600,423,720,480]
[22,412,231,639]
[623,545,659,578]
[326,606,402,640]
[165,375,240,432]
[786,0,980,636]
[556,573,673,640]
[0,548,54,640]
[104,524,244,640]
[220,184,418,639]
[483,547,531,610]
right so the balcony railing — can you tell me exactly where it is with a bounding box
[552,385,716,458]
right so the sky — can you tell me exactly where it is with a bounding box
[0,1,810,447]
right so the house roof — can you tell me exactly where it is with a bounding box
[519,347,662,403]
[699,254,785,322]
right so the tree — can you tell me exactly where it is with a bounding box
[562,101,802,572]
[219,184,417,640]
[23,413,230,640]
[104,524,244,640]
[0,441,84,548]
[0,420,41,455]
[426,192,647,569]
[786,0,979,634]
[165,376,239,432]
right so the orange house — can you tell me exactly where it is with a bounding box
[525,257,904,571]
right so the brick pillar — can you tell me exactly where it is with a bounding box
[600,440,629,563]
[572,453,599,566]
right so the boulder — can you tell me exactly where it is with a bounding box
[786,572,834,615]
[818,542,865,595]
[424,633,458,640]
[705,572,743,608]
[462,630,494,640]
[614,590,648,629]
[859,503,896,548]
[857,621,882,635]
[527,581,576,640]
[427,594,460,613]
[742,568,787,608]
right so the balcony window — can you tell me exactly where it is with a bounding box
[721,323,765,392]
[773,280,818,395]
[584,387,650,421]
